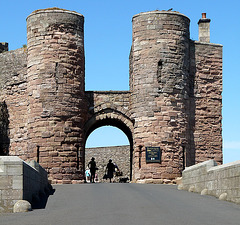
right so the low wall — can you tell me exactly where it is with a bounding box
[180,160,240,204]
[0,156,51,212]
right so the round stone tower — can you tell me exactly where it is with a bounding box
[130,10,190,181]
[26,8,87,183]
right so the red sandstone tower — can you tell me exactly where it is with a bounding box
[26,9,87,183]
[130,11,192,180]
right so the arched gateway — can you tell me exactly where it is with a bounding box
[0,8,223,184]
[84,92,134,180]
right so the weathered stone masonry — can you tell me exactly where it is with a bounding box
[0,9,222,183]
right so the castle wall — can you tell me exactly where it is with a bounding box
[191,42,222,164]
[0,48,28,158]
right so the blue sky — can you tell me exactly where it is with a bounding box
[1,0,239,164]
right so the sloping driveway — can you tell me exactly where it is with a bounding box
[1,183,240,225]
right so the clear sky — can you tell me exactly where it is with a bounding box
[1,0,239,164]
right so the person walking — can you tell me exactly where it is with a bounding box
[85,167,91,183]
[88,157,97,183]
[106,159,115,183]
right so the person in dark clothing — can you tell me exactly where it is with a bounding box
[106,159,115,183]
[88,157,97,183]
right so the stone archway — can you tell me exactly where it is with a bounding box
[84,108,134,181]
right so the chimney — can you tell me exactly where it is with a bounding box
[198,13,211,43]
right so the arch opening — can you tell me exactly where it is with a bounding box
[84,115,134,182]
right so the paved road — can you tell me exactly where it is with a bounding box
[1,183,240,225]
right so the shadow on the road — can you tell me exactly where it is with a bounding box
[31,184,56,209]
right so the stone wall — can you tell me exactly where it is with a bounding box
[0,48,28,158]
[85,145,130,182]
[190,42,223,164]
[180,160,240,205]
[0,156,50,213]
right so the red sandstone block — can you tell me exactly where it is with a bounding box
[62,162,71,167]
[69,162,77,167]
[51,180,58,184]
[62,146,72,151]
[49,151,58,157]
[54,137,64,142]
[39,151,49,157]
[62,180,72,184]
[58,152,69,157]
[42,147,54,151]
[60,132,67,137]
[49,163,61,168]
[144,173,153,179]
[52,173,63,180]
[51,167,60,174]
[39,163,48,169]
[152,173,161,179]
[56,180,63,184]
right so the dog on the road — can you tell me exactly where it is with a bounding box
[119,177,129,183]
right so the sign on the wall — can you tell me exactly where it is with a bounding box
[146,147,161,163]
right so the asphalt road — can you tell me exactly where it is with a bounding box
[1,183,240,225]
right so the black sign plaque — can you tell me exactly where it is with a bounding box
[146,147,161,163]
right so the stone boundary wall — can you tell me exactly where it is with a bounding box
[0,156,50,213]
[179,160,240,204]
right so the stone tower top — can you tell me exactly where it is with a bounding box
[27,7,83,19]
[132,10,190,21]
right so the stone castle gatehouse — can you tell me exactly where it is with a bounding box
[0,8,222,184]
